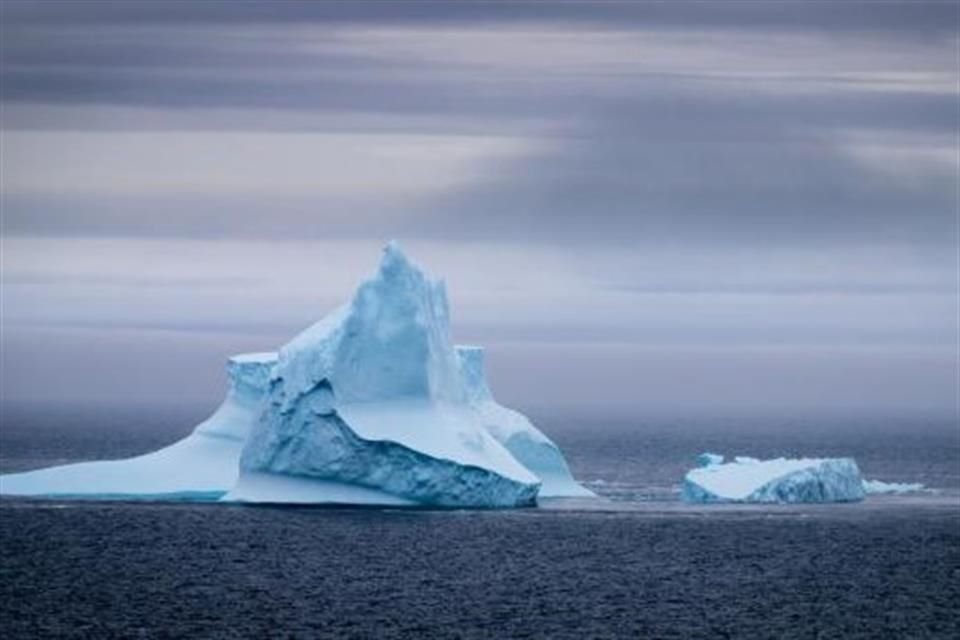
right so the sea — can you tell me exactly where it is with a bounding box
[1,402,958,639]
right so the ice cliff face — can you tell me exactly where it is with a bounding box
[682,454,866,504]
[235,379,541,507]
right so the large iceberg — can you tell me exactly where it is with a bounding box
[681,454,866,504]
[1,243,591,507]
[229,243,541,507]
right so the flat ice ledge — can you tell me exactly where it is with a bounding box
[0,433,242,500]
[0,352,275,499]
[682,454,866,504]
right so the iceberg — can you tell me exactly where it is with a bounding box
[0,352,276,500]
[682,454,866,503]
[2,242,590,508]
[229,243,541,507]
[862,479,926,495]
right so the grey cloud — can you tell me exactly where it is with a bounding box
[3,1,955,34]
[3,72,955,248]
[3,4,955,115]
[411,89,958,248]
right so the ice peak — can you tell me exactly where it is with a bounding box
[278,243,462,404]
[378,240,418,281]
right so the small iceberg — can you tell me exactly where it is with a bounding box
[682,454,866,503]
[862,479,926,495]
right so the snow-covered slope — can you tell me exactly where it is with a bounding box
[681,454,866,503]
[229,243,542,507]
[0,352,276,500]
[455,346,594,498]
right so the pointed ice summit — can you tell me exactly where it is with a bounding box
[1,243,592,507]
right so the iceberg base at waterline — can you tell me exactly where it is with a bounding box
[862,479,927,495]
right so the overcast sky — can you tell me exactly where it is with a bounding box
[1,1,957,416]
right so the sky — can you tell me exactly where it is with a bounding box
[1,1,958,416]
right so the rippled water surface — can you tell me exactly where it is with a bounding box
[1,404,958,638]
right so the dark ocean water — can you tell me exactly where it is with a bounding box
[1,403,958,638]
